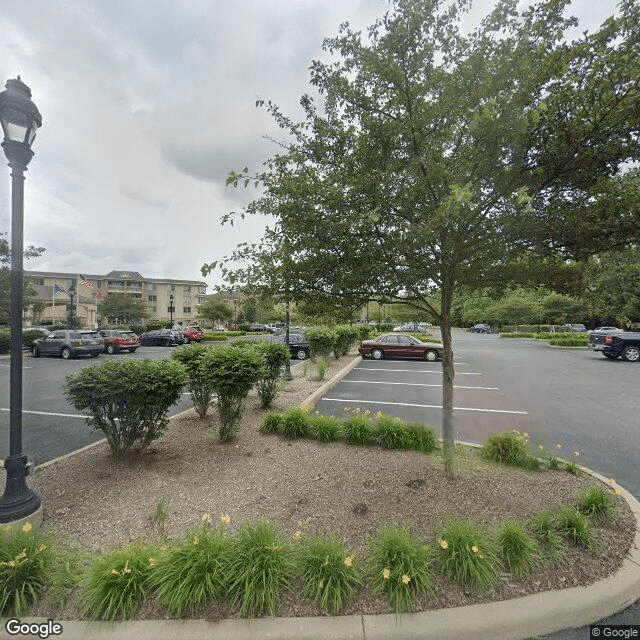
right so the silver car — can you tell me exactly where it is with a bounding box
[31,330,104,359]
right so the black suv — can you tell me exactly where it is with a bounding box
[470,324,492,334]
[274,333,310,360]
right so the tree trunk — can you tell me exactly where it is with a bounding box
[439,309,456,477]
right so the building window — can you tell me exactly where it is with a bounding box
[170,284,176,292]
[183,307,191,314]
[108,280,125,292]
[148,295,157,302]
[36,277,44,285]
[149,306,157,313]
[148,283,156,291]
[183,290,191,303]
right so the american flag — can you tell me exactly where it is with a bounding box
[78,274,93,290]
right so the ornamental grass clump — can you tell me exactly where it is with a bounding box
[405,423,438,453]
[527,509,566,561]
[480,430,539,469]
[260,411,283,435]
[577,486,617,522]
[367,524,435,613]
[342,414,375,446]
[316,356,329,381]
[556,507,595,549]
[150,516,232,617]
[309,415,343,443]
[226,521,294,617]
[375,415,410,450]
[281,407,312,439]
[495,521,539,578]
[171,343,215,418]
[296,534,361,613]
[81,541,159,620]
[435,518,501,592]
[0,522,52,616]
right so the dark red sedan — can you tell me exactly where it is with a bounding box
[358,333,443,362]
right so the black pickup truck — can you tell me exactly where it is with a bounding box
[595,331,640,362]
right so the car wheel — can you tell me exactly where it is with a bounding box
[424,349,438,362]
[106,344,116,355]
[603,353,619,359]
[61,347,72,360]
[371,348,384,360]
[129,348,137,353]
[622,346,640,362]
[31,345,40,358]
[296,348,308,360]
[91,352,100,357]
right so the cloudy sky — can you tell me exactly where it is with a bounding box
[0,0,616,288]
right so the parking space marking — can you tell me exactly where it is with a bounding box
[321,398,527,415]
[345,380,499,390]
[0,408,85,419]
[355,367,481,375]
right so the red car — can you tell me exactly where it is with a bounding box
[99,329,140,354]
[181,326,204,343]
[358,333,443,362]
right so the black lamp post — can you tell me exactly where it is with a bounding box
[283,296,293,381]
[67,284,76,328]
[233,298,237,327]
[169,294,174,325]
[0,77,42,523]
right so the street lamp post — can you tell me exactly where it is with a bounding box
[233,298,237,328]
[169,294,174,325]
[68,284,76,328]
[0,77,42,523]
[283,296,293,381]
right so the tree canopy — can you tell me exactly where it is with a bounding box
[97,293,148,324]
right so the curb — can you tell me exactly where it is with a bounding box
[301,355,362,408]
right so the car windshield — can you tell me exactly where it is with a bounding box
[119,331,137,338]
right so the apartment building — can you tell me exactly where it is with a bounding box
[26,269,207,327]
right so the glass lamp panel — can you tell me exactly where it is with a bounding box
[0,107,30,143]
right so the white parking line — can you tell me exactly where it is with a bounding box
[344,380,499,390]
[0,408,85,418]
[321,398,527,415]
[356,367,481,375]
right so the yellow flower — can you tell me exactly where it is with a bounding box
[300,404,312,413]
[193,537,199,545]
[3,524,12,533]
[439,539,449,549]
[615,488,621,496]
[522,432,529,438]
[344,556,354,568]
[111,569,120,575]
[35,544,47,554]
[382,568,391,580]
[402,575,411,584]
[364,409,371,416]
[354,407,361,414]
[22,522,32,533]
[201,513,212,524]
[16,549,27,561]
[471,546,479,554]
[148,558,157,568]
[375,411,384,419]
[8,560,16,567]
[573,451,580,457]
[538,445,544,450]
[220,515,231,526]
[609,478,616,484]
[293,531,302,541]
[123,561,131,574]
[159,546,167,553]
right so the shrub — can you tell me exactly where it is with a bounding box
[355,324,373,341]
[305,326,337,359]
[227,521,294,617]
[281,407,312,439]
[480,431,528,467]
[22,329,48,347]
[527,510,566,561]
[367,524,435,613]
[564,460,581,476]
[334,325,359,358]
[309,415,342,443]
[0,522,52,616]
[151,521,231,617]
[405,423,438,453]
[0,327,10,354]
[128,323,146,335]
[495,521,539,578]
[201,346,264,441]
[81,541,159,620]
[342,414,375,446]
[435,518,501,592]
[260,412,284,435]
[577,486,617,521]
[64,359,187,456]
[374,415,410,450]
[296,534,361,613]
[555,507,595,548]
[172,343,215,418]
[316,356,329,381]
[499,332,536,338]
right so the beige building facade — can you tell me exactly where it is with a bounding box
[26,269,208,328]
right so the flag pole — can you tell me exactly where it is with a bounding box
[52,285,55,322]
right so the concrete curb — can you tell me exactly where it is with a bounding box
[301,355,362,408]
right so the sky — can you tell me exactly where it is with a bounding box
[0,0,617,288]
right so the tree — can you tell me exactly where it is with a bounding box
[208,0,640,476]
[97,293,148,324]
[198,299,233,326]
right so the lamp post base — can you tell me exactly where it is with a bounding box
[0,454,41,523]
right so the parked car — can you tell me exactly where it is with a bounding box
[589,327,623,353]
[274,333,310,360]
[393,323,417,332]
[139,329,178,347]
[562,323,587,332]
[31,330,104,359]
[358,333,443,361]
[470,324,492,333]
[169,327,188,345]
[249,322,275,333]
[600,332,640,362]
[180,326,204,343]
[99,329,140,354]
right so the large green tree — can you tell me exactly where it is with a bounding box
[97,293,148,324]
[207,0,640,475]
[198,299,233,326]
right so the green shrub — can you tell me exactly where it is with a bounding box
[435,518,500,592]
[499,332,536,338]
[260,412,284,435]
[355,324,373,341]
[22,329,48,347]
[495,521,539,578]
[367,524,435,613]
[334,325,359,358]
[480,431,528,467]
[296,534,361,613]
[151,521,231,617]
[172,343,215,418]
[81,541,159,620]
[564,460,581,476]
[201,346,264,441]
[342,414,375,446]
[374,415,410,450]
[128,323,146,336]
[305,326,337,359]
[527,510,566,561]
[405,423,438,453]
[309,415,343,443]
[556,507,595,548]
[576,486,617,521]
[235,341,291,408]
[546,454,562,469]
[316,356,329,381]
[0,327,10,354]
[281,407,312,439]
[0,522,52,616]
[227,521,294,617]
[64,359,187,456]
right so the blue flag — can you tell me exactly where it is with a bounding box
[54,284,69,296]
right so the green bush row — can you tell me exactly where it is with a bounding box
[304,324,372,360]
[3,482,618,619]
